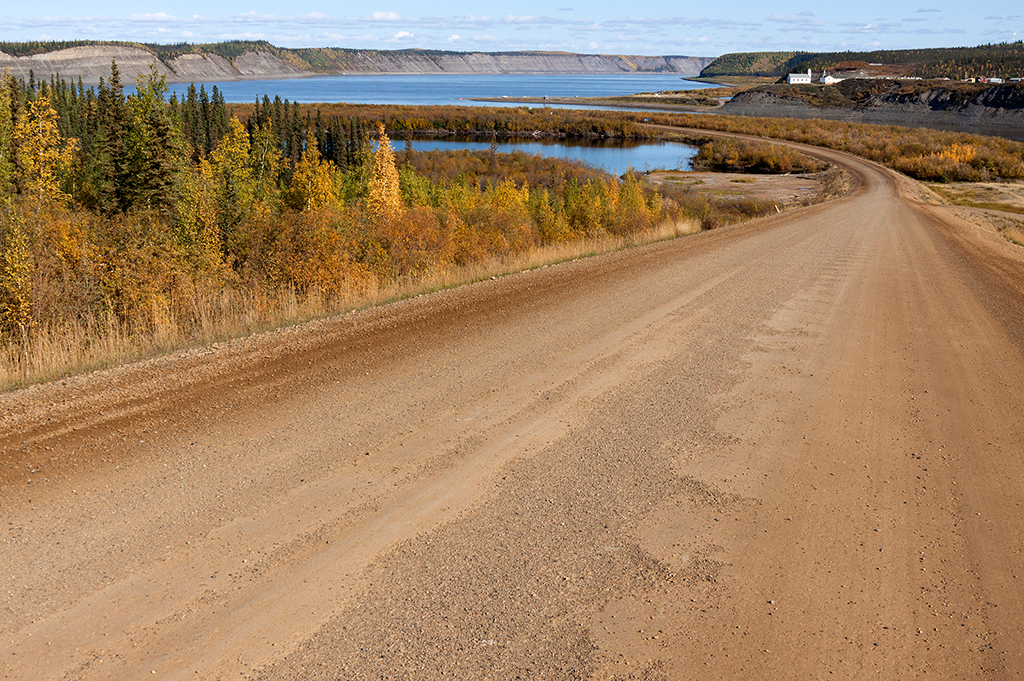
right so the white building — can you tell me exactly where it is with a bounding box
[787,69,812,84]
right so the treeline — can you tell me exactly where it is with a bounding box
[3,63,768,383]
[702,42,1024,80]
[0,39,310,69]
[0,40,125,58]
[700,52,802,78]
[148,40,290,63]
[229,101,657,140]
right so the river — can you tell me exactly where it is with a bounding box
[162,74,714,107]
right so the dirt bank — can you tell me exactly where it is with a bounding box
[723,80,1024,129]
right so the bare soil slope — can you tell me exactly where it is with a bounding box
[3,139,1024,679]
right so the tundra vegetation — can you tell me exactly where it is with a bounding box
[0,64,781,388]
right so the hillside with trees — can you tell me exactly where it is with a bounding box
[702,42,1024,80]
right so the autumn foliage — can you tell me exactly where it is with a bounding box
[4,65,784,386]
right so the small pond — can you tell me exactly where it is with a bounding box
[396,138,699,176]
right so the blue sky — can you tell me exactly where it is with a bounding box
[1,1,1020,56]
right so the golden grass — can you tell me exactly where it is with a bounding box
[0,217,699,391]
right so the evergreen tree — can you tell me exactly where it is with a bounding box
[123,64,182,212]
[199,85,211,154]
[86,59,130,213]
[209,86,229,150]
[367,124,402,224]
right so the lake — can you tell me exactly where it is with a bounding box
[159,74,709,173]
[161,73,714,106]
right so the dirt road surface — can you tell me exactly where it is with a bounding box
[3,136,1024,680]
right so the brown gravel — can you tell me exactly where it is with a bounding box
[3,137,1024,680]
[645,170,825,208]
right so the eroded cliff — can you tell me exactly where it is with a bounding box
[0,43,713,85]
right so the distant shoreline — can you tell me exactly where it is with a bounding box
[467,95,722,114]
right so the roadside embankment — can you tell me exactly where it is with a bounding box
[722,80,1024,129]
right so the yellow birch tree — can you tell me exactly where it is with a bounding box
[0,75,14,198]
[0,207,32,342]
[285,132,335,212]
[13,94,77,209]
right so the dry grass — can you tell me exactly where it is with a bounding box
[925,180,1024,248]
[1002,223,1024,247]
[0,217,699,391]
[927,181,1024,216]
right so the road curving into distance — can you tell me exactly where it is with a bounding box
[2,130,1024,679]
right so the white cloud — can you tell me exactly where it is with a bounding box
[766,13,825,26]
[128,12,177,22]
[447,34,460,42]
[371,11,402,21]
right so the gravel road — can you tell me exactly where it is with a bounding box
[3,136,1024,680]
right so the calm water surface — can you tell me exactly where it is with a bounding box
[159,74,707,172]
[163,73,714,106]
[400,138,699,175]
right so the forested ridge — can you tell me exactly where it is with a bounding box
[702,42,1024,80]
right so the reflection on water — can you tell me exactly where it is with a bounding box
[390,137,700,176]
